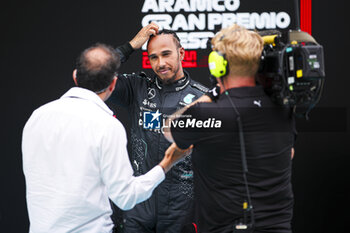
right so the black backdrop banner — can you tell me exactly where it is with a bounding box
[1,1,349,233]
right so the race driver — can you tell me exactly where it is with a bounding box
[109,23,208,233]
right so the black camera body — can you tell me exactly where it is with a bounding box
[257,30,325,117]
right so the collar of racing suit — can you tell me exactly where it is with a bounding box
[155,70,190,92]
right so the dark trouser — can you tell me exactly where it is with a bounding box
[111,184,193,233]
[110,200,124,233]
[122,194,195,233]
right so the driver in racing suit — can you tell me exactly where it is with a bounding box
[109,23,208,233]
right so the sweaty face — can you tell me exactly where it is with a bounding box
[147,34,185,84]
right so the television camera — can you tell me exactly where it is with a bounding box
[257,29,325,118]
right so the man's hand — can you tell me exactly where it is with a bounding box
[190,94,212,105]
[129,22,159,50]
[159,143,193,173]
[163,93,212,143]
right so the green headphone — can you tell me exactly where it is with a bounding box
[208,50,228,78]
[208,28,244,78]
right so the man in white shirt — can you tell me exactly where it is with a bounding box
[22,43,191,233]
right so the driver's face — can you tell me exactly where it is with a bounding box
[147,34,185,84]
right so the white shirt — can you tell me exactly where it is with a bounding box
[22,87,165,233]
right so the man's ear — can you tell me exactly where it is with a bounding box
[72,69,78,86]
[179,47,185,61]
[109,76,117,92]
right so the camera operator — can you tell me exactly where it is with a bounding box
[164,24,296,233]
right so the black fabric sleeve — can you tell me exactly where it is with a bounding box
[110,43,137,107]
[108,73,136,107]
[116,42,134,63]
